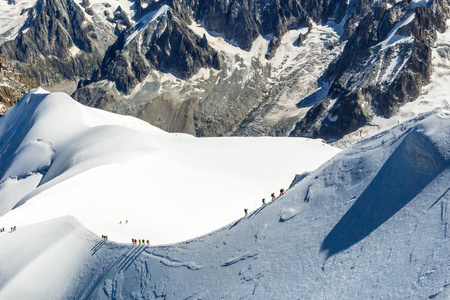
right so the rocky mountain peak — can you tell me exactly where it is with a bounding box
[289,0,450,140]
[100,4,221,94]
[2,0,450,144]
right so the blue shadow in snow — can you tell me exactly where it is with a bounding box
[321,130,449,258]
[296,83,329,108]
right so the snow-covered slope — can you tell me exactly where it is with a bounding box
[0,88,340,245]
[79,110,447,299]
[0,216,96,299]
[0,0,37,45]
[1,109,448,299]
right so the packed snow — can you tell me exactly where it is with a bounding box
[0,217,94,300]
[0,88,340,245]
[1,109,448,299]
[0,0,36,45]
[410,0,433,9]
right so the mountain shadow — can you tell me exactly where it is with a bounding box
[321,128,450,258]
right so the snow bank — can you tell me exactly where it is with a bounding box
[0,89,340,245]
[64,111,450,299]
[322,112,450,257]
[0,216,96,300]
[0,107,448,299]
[2,139,54,180]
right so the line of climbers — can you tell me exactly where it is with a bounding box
[244,188,286,216]
[101,187,289,244]
[0,226,17,232]
[100,235,150,246]
[132,239,150,245]
[101,220,151,245]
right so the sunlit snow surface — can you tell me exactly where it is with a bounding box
[0,108,448,299]
[0,88,340,245]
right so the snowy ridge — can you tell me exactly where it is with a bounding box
[0,216,97,300]
[0,89,340,245]
[124,5,169,47]
[1,110,448,299]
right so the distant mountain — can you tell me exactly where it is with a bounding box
[0,0,133,92]
[1,0,450,142]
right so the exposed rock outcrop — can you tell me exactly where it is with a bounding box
[290,0,450,140]
[100,8,221,94]
[0,0,111,92]
[0,55,37,114]
[3,0,450,142]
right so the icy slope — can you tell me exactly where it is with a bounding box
[74,111,450,299]
[0,88,340,244]
[0,217,96,300]
[2,110,448,299]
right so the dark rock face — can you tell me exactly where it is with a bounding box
[144,21,221,79]
[290,0,450,140]
[2,0,450,142]
[183,0,347,52]
[0,0,103,91]
[0,55,37,114]
[101,9,221,94]
[290,91,370,140]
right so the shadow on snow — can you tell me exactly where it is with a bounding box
[321,129,450,258]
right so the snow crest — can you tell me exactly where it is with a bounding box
[0,89,340,245]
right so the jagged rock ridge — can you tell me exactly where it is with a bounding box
[2,0,450,141]
[98,5,222,94]
[290,0,450,140]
